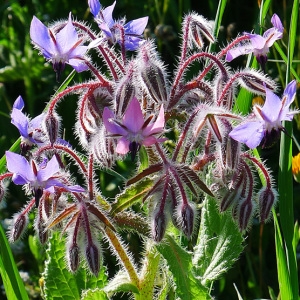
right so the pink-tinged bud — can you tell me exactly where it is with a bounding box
[68,243,80,273]
[186,13,215,49]
[115,65,136,115]
[44,113,60,145]
[151,210,167,242]
[37,223,48,244]
[140,62,167,103]
[238,70,276,95]
[9,213,28,242]
[178,203,196,238]
[85,242,100,276]
[237,198,255,231]
[258,187,277,223]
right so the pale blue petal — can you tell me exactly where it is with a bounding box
[89,0,101,17]
[229,121,264,149]
[124,17,148,35]
[11,108,30,138]
[37,155,60,182]
[13,96,24,110]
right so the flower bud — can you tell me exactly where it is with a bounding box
[9,213,28,242]
[238,69,276,95]
[236,198,254,231]
[85,242,100,276]
[140,62,167,103]
[178,203,196,238]
[186,13,215,49]
[258,187,277,223]
[68,243,80,273]
[44,112,60,145]
[151,210,167,242]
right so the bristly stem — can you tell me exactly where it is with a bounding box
[104,227,140,287]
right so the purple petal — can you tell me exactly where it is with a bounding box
[13,96,24,110]
[271,14,283,33]
[103,107,127,136]
[226,44,254,61]
[124,37,144,51]
[68,58,89,72]
[11,174,29,185]
[123,97,144,132]
[37,155,60,182]
[89,0,101,17]
[249,34,267,50]
[30,113,45,130]
[30,16,55,58]
[229,121,264,149]
[143,105,165,136]
[99,23,113,40]
[124,17,148,35]
[116,137,130,154]
[11,109,29,138]
[143,136,158,146]
[282,80,296,107]
[261,88,282,123]
[102,2,116,28]
[56,13,78,54]
[263,28,282,47]
[5,151,35,182]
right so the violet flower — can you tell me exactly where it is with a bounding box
[30,13,88,80]
[103,97,165,160]
[6,151,85,206]
[88,0,148,50]
[226,14,283,68]
[11,96,45,153]
[229,80,298,149]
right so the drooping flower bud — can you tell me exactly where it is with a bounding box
[44,112,60,145]
[177,202,196,238]
[151,210,167,242]
[258,187,277,223]
[9,213,29,242]
[140,62,167,103]
[85,242,100,276]
[68,243,80,273]
[236,197,255,231]
[185,13,215,49]
[238,69,276,95]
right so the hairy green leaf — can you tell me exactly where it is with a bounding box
[156,235,210,300]
[43,232,107,299]
[193,196,243,285]
[111,177,154,216]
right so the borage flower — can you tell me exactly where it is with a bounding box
[30,13,89,81]
[89,0,148,50]
[6,151,84,207]
[226,14,283,68]
[229,80,298,149]
[103,97,165,160]
[11,96,45,153]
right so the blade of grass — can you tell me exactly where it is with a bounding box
[0,225,29,300]
[277,0,299,298]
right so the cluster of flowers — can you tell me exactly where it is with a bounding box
[0,0,298,275]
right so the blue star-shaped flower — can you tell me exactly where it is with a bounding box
[229,80,298,149]
[30,13,89,80]
[88,0,148,50]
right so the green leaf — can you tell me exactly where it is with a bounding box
[110,177,154,216]
[0,224,29,300]
[103,271,139,295]
[156,235,210,300]
[43,232,107,300]
[81,289,109,300]
[193,196,243,285]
